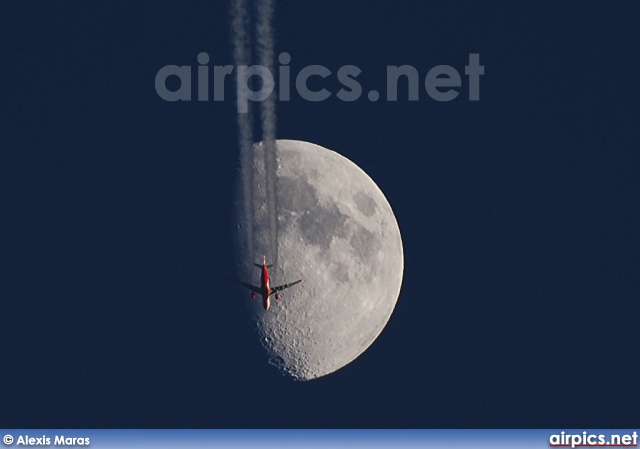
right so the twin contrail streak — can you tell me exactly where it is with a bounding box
[256,0,279,265]
[231,0,278,265]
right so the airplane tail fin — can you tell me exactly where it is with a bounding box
[254,262,274,268]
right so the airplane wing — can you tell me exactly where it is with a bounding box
[271,279,303,293]
[229,277,261,294]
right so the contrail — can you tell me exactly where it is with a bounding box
[231,0,255,259]
[256,0,279,266]
[231,0,279,266]
[256,0,276,144]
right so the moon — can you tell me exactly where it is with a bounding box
[234,139,404,380]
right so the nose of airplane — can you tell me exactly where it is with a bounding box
[264,298,270,310]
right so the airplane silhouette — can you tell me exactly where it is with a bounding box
[230,256,303,310]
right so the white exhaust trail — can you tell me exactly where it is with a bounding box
[256,0,279,266]
[231,0,255,258]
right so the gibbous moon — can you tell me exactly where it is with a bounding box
[234,139,403,380]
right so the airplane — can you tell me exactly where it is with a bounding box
[230,256,303,310]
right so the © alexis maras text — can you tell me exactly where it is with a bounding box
[11,435,90,446]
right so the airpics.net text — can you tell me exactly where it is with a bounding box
[155,52,484,112]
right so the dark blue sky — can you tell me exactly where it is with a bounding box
[2,1,638,427]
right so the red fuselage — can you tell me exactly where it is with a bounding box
[231,255,301,311]
[260,262,272,310]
